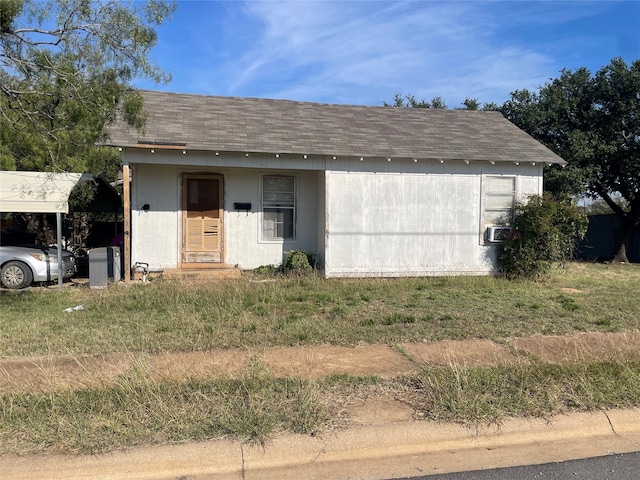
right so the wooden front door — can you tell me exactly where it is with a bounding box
[181,174,223,266]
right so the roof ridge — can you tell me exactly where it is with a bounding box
[135,89,501,115]
[105,90,564,165]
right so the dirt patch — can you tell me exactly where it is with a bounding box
[0,345,416,394]
[149,348,252,381]
[509,331,640,363]
[346,396,414,425]
[401,339,517,367]
[0,353,137,394]
[262,345,415,379]
[560,288,584,294]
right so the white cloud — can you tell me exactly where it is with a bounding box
[140,0,635,106]
[216,0,565,105]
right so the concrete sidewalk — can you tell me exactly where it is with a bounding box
[2,331,639,479]
[2,409,639,479]
[2,331,639,393]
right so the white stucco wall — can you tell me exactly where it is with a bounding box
[130,163,180,270]
[323,160,542,278]
[128,160,320,271]
[224,168,320,269]
[125,149,544,276]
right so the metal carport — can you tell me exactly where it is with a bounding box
[0,171,92,288]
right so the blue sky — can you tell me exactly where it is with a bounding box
[134,0,640,107]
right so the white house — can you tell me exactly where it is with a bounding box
[106,91,565,278]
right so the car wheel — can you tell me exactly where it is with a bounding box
[1,261,33,289]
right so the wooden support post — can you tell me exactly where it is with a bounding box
[122,163,131,283]
[56,212,63,289]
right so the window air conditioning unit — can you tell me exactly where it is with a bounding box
[486,226,512,242]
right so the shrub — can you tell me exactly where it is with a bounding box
[499,194,587,279]
[253,264,277,276]
[281,250,315,275]
[252,251,316,277]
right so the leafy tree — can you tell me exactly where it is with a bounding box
[384,94,447,109]
[429,96,447,110]
[502,58,640,262]
[460,97,480,110]
[0,0,176,174]
[499,194,588,279]
[385,94,500,111]
[456,98,502,111]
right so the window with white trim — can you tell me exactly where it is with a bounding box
[262,176,295,240]
[484,176,515,226]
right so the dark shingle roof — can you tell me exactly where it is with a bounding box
[106,90,565,164]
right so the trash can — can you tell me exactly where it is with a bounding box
[89,246,121,288]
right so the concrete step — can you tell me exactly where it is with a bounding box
[161,266,242,280]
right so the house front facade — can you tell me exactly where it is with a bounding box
[108,91,565,278]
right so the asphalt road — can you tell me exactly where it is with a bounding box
[397,452,640,480]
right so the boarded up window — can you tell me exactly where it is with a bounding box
[183,176,221,258]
